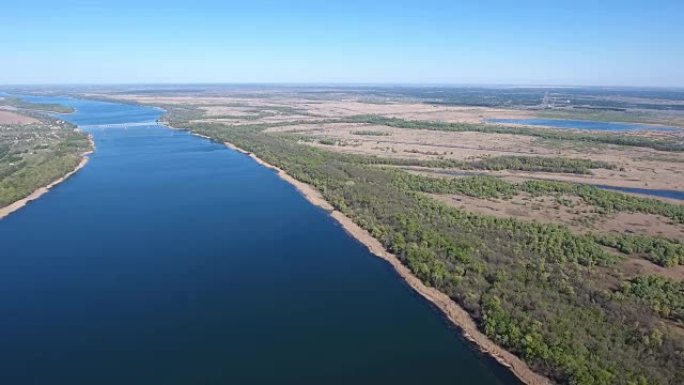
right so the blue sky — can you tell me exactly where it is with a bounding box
[2,0,683,86]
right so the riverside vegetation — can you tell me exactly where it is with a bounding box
[343,115,684,152]
[392,174,684,267]
[0,110,90,208]
[156,103,684,385]
[354,154,616,175]
[2,97,75,114]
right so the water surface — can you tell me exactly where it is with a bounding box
[0,96,521,385]
[596,185,684,201]
[488,118,679,132]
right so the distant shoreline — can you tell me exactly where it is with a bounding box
[221,140,552,385]
[0,136,94,220]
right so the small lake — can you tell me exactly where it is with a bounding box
[402,167,684,202]
[488,118,680,132]
[0,96,521,385]
[597,185,684,201]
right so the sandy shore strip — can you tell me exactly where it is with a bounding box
[0,137,95,220]
[223,141,552,385]
[191,133,213,140]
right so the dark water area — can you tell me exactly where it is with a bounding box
[0,96,522,385]
[488,118,680,132]
[596,185,684,201]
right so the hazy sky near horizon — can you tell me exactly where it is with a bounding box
[2,0,683,86]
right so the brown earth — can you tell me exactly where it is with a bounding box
[94,93,532,121]
[0,110,39,125]
[430,192,684,239]
[619,258,684,281]
[95,93,684,193]
[281,123,684,191]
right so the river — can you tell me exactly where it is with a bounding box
[0,96,521,385]
[488,118,680,131]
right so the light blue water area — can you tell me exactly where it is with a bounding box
[596,185,684,201]
[0,96,521,385]
[488,118,680,132]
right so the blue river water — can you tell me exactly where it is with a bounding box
[596,185,684,201]
[413,168,684,202]
[488,118,680,132]
[0,96,521,385]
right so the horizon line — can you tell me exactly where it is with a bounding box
[2,82,684,91]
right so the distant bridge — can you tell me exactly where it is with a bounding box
[78,122,158,130]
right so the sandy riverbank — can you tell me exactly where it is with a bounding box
[0,137,94,220]
[191,133,212,140]
[222,141,552,385]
